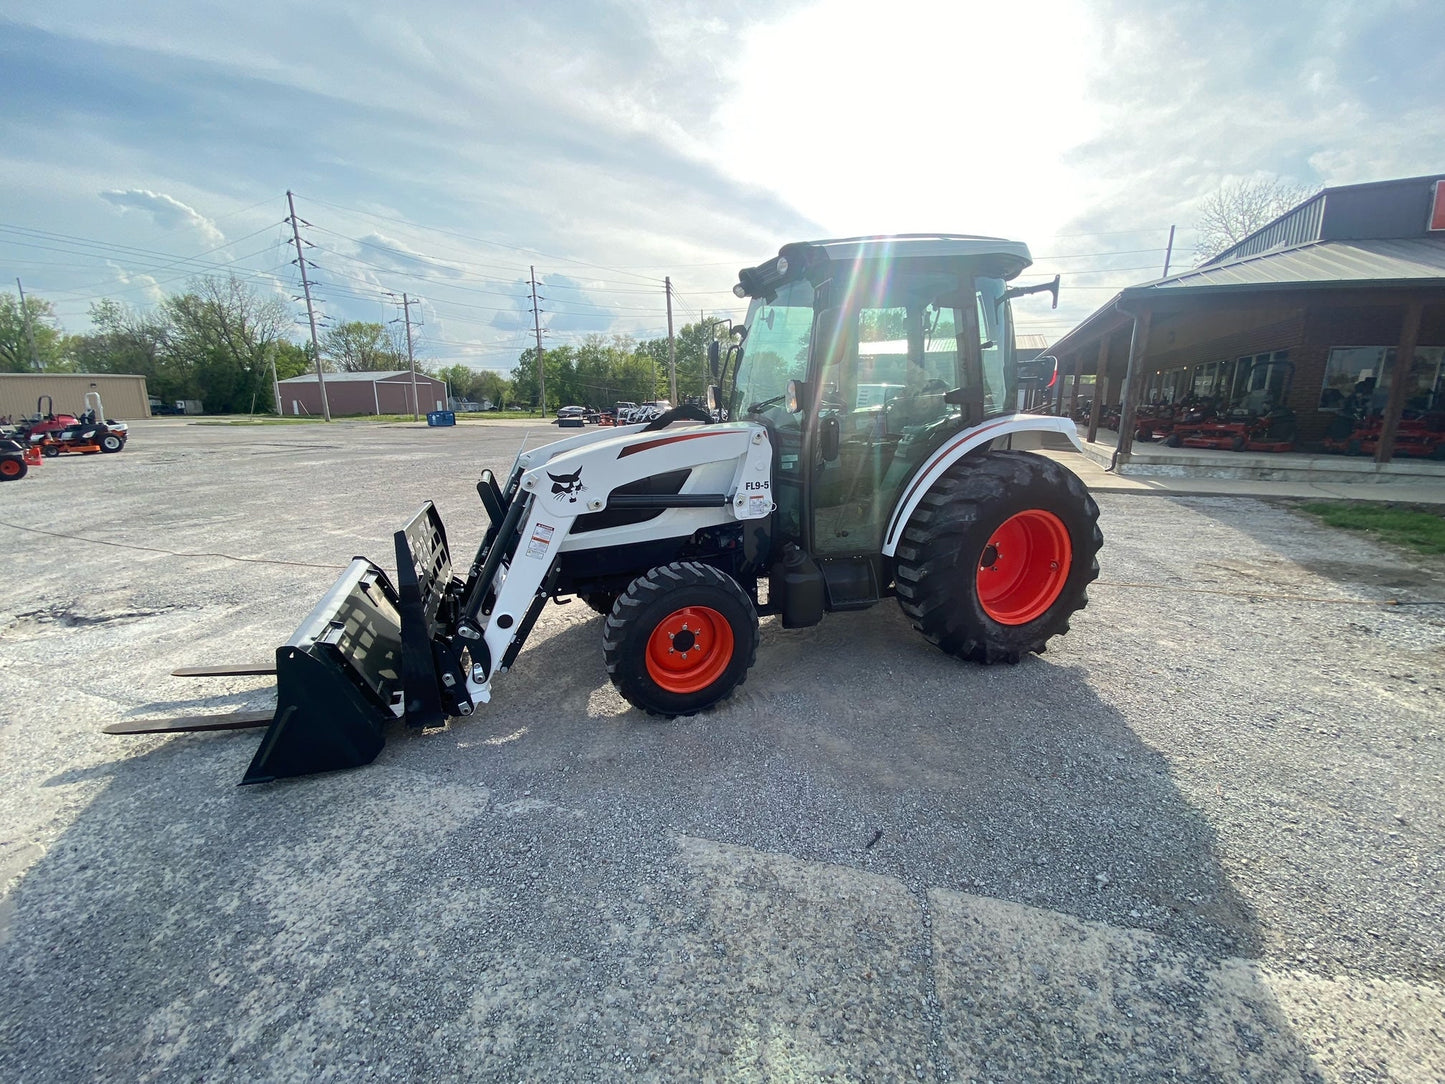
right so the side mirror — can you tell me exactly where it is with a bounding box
[786,379,807,414]
[707,340,721,380]
[1016,355,1059,386]
[705,385,721,415]
[819,415,840,462]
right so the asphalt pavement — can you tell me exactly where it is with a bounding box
[1,418,1441,1082]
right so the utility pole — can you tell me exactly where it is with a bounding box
[268,341,282,416]
[15,278,40,369]
[530,266,546,415]
[401,293,420,421]
[665,276,677,404]
[1161,225,1177,278]
[286,190,331,421]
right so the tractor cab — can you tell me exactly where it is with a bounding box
[718,235,1060,598]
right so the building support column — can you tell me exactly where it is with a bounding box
[1374,299,1423,465]
[1112,307,1153,468]
[1086,336,1109,443]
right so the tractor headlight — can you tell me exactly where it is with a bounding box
[732,283,747,298]
[775,256,788,276]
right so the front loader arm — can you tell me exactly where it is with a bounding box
[457,422,773,704]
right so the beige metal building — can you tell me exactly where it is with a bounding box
[0,373,151,421]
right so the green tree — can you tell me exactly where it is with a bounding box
[0,291,67,372]
[475,370,511,409]
[510,345,581,412]
[433,363,478,403]
[322,321,402,372]
[638,319,726,404]
[432,362,512,409]
[272,340,314,382]
[160,276,290,413]
[67,298,175,394]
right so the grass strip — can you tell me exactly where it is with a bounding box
[1297,501,1445,555]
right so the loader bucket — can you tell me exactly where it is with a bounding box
[241,558,406,785]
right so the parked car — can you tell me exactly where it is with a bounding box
[556,405,587,428]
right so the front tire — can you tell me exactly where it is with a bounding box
[603,562,759,716]
[894,451,1102,664]
[0,457,25,481]
[100,433,124,452]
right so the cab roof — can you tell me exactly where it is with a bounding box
[735,234,1034,300]
[796,234,1032,268]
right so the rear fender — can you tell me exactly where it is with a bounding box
[880,414,1082,556]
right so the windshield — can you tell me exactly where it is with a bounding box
[731,279,815,417]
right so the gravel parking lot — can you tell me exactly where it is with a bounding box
[1,419,1442,1082]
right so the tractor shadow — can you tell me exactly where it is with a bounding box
[484,602,1267,960]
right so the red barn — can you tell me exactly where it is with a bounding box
[277,370,448,417]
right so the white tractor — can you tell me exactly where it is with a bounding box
[116,235,1101,783]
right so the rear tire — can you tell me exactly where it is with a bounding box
[0,457,25,481]
[894,451,1101,664]
[603,562,759,716]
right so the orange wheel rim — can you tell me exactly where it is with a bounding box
[977,510,1072,625]
[645,606,734,694]
[0,459,20,477]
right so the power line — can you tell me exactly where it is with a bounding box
[293,192,665,287]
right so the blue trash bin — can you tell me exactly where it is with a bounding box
[426,411,456,427]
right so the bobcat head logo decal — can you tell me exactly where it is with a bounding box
[547,467,586,503]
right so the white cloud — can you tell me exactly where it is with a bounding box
[5,0,1440,354]
[100,189,225,247]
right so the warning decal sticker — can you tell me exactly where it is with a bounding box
[526,522,555,559]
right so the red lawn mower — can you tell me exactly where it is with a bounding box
[1,438,41,481]
[1325,411,1445,459]
[1172,360,1296,453]
[28,392,128,458]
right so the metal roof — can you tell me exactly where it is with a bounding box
[1046,237,1445,360]
[1140,237,1445,296]
[279,370,437,384]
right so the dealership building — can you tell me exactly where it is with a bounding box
[1045,174,1445,470]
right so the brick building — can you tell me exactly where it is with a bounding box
[1046,174,1445,465]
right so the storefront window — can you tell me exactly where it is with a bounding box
[1319,346,1445,414]
[1235,351,1290,410]
[1190,360,1225,399]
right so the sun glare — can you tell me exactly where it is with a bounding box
[715,0,1102,241]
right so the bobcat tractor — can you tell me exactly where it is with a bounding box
[113,235,1101,783]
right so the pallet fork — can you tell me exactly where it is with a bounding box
[105,504,478,784]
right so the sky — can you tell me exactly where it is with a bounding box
[1,0,1441,373]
